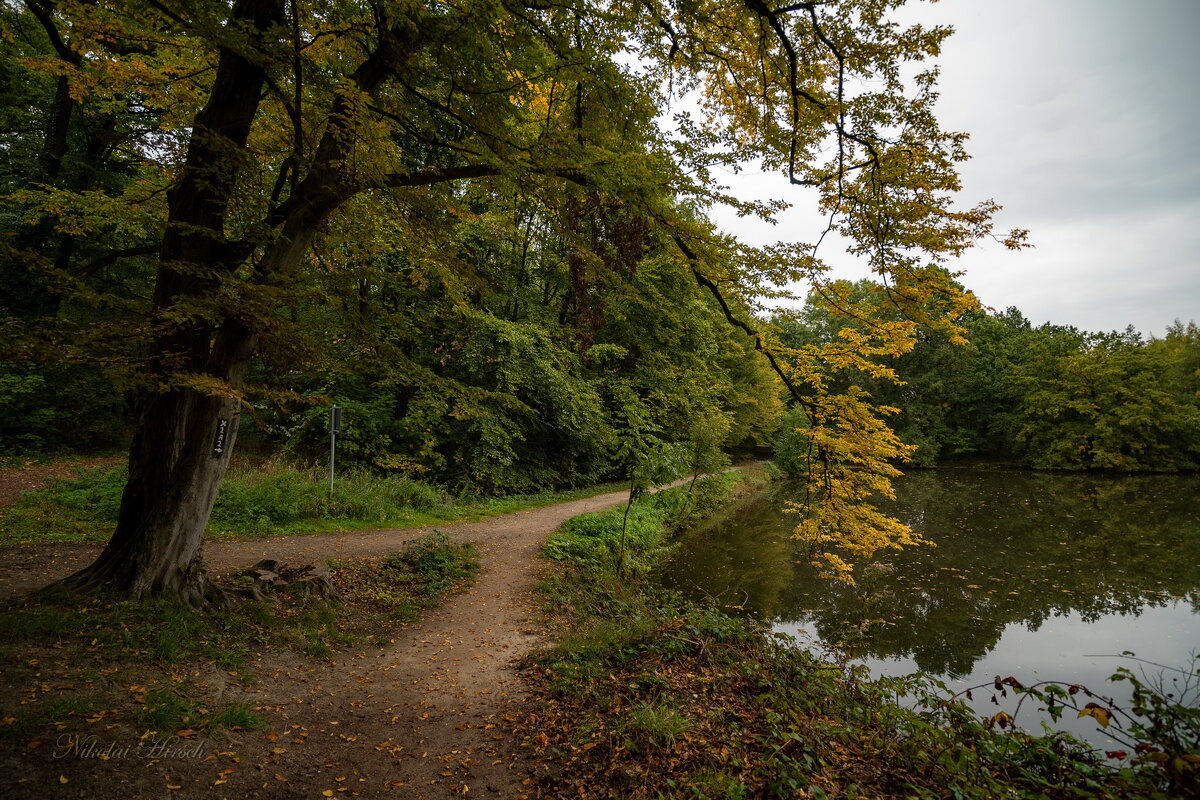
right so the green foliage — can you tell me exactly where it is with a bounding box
[770,405,812,477]
[383,531,480,599]
[44,463,128,515]
[0,362,127,454]
[0,365,55,451]
[780,289,1200,472]
[1013,328,1200,470]
[258,234,777,496]
[212,462,450,529]
[617,701,693,752]
[543,476,734,578]
[544,503,671,575]
[1111,656,1200,797]
[890,657,1200,799]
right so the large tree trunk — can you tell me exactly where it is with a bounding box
[46,0,435,606]
[55,320,256,605]
[47,0,283,606]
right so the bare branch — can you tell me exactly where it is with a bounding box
[76,245,160,279]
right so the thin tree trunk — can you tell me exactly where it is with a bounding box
[677,469,701,525]
[40,75,73,180]
[617,471,635,579]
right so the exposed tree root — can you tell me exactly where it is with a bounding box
[239,559,341,602]
[37,555,233,610]
[37,557,340,609]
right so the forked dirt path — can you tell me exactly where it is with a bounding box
[0,489,639,599]
[1,488,647,799]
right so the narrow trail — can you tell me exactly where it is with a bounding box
[0,489,638,600]
[226,490,646,799]
[1,487,647,799]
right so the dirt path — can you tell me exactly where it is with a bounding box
[2,488,643,799]
[0,490,636,599]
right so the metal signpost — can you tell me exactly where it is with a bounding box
[329,404,342,496]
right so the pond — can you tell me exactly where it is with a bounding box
[658,469,1200,748]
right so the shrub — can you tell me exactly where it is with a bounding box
[209,461,452,530]
[543,502,668,574]
[390,531,479,596]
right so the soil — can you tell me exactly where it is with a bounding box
[0,472,646,800]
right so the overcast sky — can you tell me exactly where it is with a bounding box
[706,0,1200,337]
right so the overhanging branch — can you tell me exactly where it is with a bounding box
[673,234,806,405]
[76,244,160,279]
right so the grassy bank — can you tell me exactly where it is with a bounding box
[525,474,1197,799]
[0,458,623,546]
[0,531,477,745]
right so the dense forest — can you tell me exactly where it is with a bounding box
[0,0,1191,599]
[1,183,786,494]
[6,280,1199,482]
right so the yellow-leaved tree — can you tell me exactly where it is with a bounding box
[2,0,1024,604]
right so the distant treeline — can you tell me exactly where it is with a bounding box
[774,281,1200,472]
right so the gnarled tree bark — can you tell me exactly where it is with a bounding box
[48,0,285,605]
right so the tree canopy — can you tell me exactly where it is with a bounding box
[0,0,1027,599]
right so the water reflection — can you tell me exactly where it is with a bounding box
[659,470,1200,679]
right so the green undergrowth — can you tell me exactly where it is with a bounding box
[0,532,477,744]
[0,458,623,545]
[526,476,1195,799]
[542,471,750,577]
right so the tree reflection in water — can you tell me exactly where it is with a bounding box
[659,470,1200,679]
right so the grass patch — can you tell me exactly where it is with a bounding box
[137,688,202,731]
[523,472,1194,799]
[0,531,479,745]
[0,458,624,545]
[616,701,692,752]
[542,473,740,577]
[205,702,264,731]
